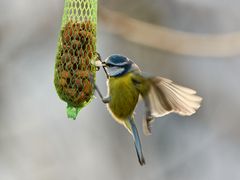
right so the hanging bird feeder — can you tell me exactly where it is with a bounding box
[54,0,98,119]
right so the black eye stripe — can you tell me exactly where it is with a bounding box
[106,64,114,67]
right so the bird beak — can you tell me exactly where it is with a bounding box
[91,60,107,67]
[101,62,107,67]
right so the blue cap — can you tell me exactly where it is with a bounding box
[105,54,130,66]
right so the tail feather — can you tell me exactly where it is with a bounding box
[125,118,146,165]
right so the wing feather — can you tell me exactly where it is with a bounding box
[148,77,202,117]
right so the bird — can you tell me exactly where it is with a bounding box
[92,54,202,166]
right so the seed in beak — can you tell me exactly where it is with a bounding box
[91,59,102,67]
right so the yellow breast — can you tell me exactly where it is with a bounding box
[107,73,139,122]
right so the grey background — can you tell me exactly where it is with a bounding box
[0,0,240,180]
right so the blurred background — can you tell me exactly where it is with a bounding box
[0,0,240,180]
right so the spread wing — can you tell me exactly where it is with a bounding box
[131,72,202,136]
[148,77,202,117]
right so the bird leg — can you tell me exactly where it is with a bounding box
[142,96,154,135]
[89,73,111,104]
[95,52,109,79]
[102,96,111,104]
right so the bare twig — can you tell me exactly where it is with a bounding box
[99,7,240,57]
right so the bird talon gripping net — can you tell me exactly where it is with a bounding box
[54,0,98,119]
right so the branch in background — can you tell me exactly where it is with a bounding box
[99,7,240,58]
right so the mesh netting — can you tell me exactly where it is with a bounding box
[54,0,97,119]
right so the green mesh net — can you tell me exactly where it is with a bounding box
[54,0,98,119]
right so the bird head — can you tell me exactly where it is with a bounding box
[100,54,139,77]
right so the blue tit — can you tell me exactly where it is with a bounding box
[94,54,202,166]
